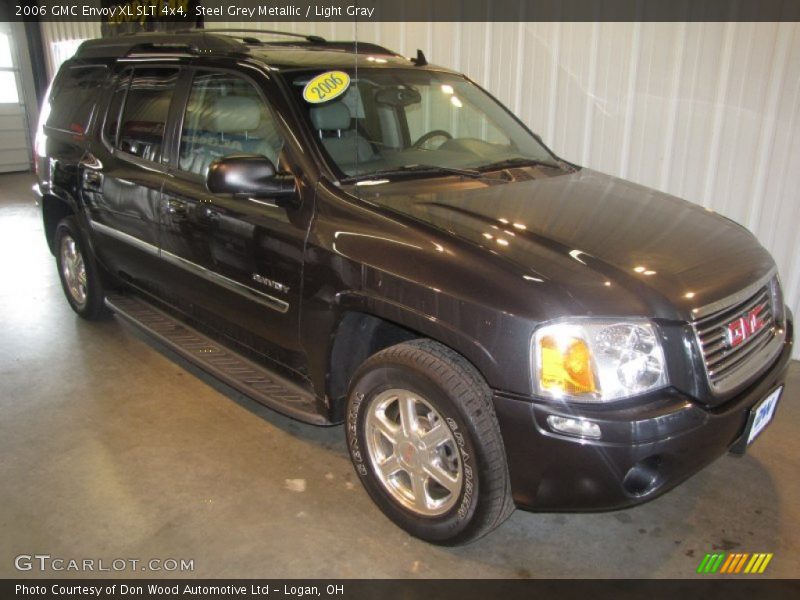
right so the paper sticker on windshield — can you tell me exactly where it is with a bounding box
[303,71,350,104]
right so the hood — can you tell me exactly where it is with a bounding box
[352,168,776,321]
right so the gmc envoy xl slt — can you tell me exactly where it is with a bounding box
[34,30,793,544]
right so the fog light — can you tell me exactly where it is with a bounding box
[547,415,601,439]
[622,455,664,497]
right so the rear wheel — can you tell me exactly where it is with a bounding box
[346,339,514,544]
[55,216,108,320]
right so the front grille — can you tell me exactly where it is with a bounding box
[693,278,783,394]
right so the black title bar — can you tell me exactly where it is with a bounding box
[3,0,800,22]
[4,579,800,600]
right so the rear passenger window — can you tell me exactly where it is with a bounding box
[116,68,179,162]
[45,65,107,134]
[179,71,283,176]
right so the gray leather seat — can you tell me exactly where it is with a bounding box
[180,95,282,176]
[309,102,375,167]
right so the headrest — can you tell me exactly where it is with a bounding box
[310,102,351,131]
[203,96,262,133]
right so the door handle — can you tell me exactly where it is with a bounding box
[80,165,103,191]
[79,154,103,191]
[167,199,188,216]
[166,198,189,223]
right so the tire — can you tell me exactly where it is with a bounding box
[345,339,514,545]
[54,216,108,320]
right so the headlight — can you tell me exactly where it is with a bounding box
[533,319,668,401]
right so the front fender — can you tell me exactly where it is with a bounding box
[301,181,543,408]
[334,288,500,385]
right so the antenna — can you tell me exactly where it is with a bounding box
[412,49,428,66]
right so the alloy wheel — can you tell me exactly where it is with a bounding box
[59,234,88,308]
[365,388,463,516]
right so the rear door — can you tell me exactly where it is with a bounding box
[39,61,108,210]
[158,67,314,377]
[84,65,180,289]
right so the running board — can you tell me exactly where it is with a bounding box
[104,293,329,425]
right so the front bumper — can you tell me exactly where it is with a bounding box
[493,314,793,511]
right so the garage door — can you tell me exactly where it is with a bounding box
[0,24,31,173]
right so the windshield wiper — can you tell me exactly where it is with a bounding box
[348,164,484,182]
[478,157,563,171]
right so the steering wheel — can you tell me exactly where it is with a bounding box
[412,129,453,149]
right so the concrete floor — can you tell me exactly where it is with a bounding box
[0,170,798,579]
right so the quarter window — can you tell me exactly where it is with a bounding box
[115,68,179,162]
[45,65,108,133]
[179,71,283,176]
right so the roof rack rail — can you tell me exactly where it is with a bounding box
[176,29,402,57]
[74,32,250,60]
[72,30,405,61]
[337,41,404,57]
[198,28,327,44]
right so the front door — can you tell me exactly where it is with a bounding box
[158,68,313,379]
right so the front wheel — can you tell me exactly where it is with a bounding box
[346,339,514,544]
[54,216,108,320]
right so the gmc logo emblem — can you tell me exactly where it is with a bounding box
[726,305,766,348]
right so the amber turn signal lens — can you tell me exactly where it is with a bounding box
[539,335,597,395]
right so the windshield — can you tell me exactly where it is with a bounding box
[287,68,562,179]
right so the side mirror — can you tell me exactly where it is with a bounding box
[206,154,297,203]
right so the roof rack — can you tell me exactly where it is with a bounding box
[73,30,404,61]
[247,39,401,57]
[198,28,327,44]
[74,32,249,59]
[184,29,401,56]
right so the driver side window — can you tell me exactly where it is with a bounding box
[179,71,284,177]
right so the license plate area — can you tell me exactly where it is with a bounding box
[729,386,782,455]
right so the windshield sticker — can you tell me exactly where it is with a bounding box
[303,71,350,104]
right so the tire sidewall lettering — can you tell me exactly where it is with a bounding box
[348,392,368,477]
[446,417,474,520]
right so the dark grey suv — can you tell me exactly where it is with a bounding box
[34,30,793,544]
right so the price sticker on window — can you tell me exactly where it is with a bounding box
[302,71,351,104]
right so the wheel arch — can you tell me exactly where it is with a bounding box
[41,193,76,255]
[323,295,498,422]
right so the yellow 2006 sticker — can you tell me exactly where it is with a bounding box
[302,71,351,104]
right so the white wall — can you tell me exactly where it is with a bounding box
[40,21,800,358]
[40,21,101,77]
[0,23,35,172]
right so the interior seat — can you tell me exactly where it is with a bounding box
[180,95,281,176]
[309,102,376,168]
